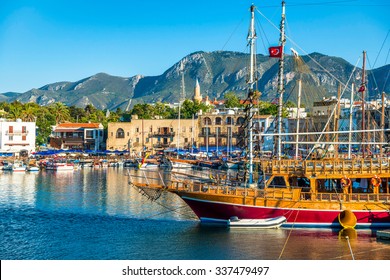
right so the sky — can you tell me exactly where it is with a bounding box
[0,0,389,93]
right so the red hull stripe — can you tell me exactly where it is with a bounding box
[182,196,390,228]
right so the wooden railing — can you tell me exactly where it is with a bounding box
[258,158,390,177]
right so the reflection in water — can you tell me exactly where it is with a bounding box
[0,168,389,260]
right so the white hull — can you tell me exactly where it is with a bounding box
[200,216,287,228]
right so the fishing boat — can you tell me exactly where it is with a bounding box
[45,160,74,171]
[129,3,390,229]
[11,160,27,172]
[168,157,199,169]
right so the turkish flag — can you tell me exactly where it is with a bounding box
[269,46,283,58]
[358,85,365,92]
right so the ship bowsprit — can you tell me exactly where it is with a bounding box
[132,184,165,201]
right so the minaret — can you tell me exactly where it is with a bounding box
[193,78,202,102]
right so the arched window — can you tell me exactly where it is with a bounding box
[116,128,125,138]
[226,117,234,125]
[236,117,245,126]
[215,117,222,125]
[203,117,212,125]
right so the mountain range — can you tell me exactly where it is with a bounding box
[1,51,389,111]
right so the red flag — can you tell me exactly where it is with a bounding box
[269,46,283,58]
[358,85,365,92]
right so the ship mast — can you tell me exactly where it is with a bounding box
[247,4,257,184]
[276,1,286,160]
[177,64,185,158]
[360,51,366,157]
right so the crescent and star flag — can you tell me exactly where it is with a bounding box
[358,85,365,92]
[268,46,283,58]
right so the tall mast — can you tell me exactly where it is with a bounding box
[177,66,185,158]
[247,4,257,184]
[276,1,286,160]
[361,51,366,157]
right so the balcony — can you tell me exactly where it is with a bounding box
[6,130,29,136]
[153,143,170,148]
[149,131,175,137]
[198,132,240,137]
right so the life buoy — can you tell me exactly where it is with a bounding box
[340,176,352,188]
[371,175,381,187]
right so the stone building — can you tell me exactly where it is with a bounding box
[106,117,198,155]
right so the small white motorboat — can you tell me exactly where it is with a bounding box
[200,216,287,229]
[26,165,40,172]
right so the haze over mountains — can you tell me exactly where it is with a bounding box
[1,51,389,111]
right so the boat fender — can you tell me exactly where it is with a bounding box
[338,209,357,229]
[371,175,381,187]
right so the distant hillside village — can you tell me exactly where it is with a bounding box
[0,79,389,158]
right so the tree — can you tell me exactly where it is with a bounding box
[49,102,71,124]
[21,103,39,122]
[153,102,175,119]
[224,92,242,108]
[129,103,154,119]
[69,106,86,122]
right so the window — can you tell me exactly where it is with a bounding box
[215,117,222,125]
[136,127,139,133]
[9,126,13,134]
[226,117,234,125]
[85,130,93,139]
[127,132,129,136]
[146,138,149,143]
[22,126,27,133]
[236,117,245,125]
[203,117,212,125]
[116,128,125,138]
[9,135,13,141]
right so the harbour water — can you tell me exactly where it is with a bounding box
[1,167,389,260]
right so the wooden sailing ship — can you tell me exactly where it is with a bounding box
[129,2,390,228]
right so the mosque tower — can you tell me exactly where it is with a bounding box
[193,78,202,103]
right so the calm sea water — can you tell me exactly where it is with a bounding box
[1,168,389,260]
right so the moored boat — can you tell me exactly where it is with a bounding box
[45,161,74,171]
[128,3,390,229]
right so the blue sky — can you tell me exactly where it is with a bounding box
[0,0,389,93]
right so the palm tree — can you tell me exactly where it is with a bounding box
[21,103,39,122]
[49,102,71,124]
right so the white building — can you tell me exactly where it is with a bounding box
[0,119,36,156]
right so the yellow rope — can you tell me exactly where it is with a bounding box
[278,208,300,260]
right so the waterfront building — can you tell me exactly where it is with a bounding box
[49,122,104,151]
[107,117,198,155]
[0,118,36,156]
[197,107,273,153]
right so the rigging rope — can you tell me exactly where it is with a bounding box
[278,208,300,260]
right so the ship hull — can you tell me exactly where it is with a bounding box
[181,196,390,228]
